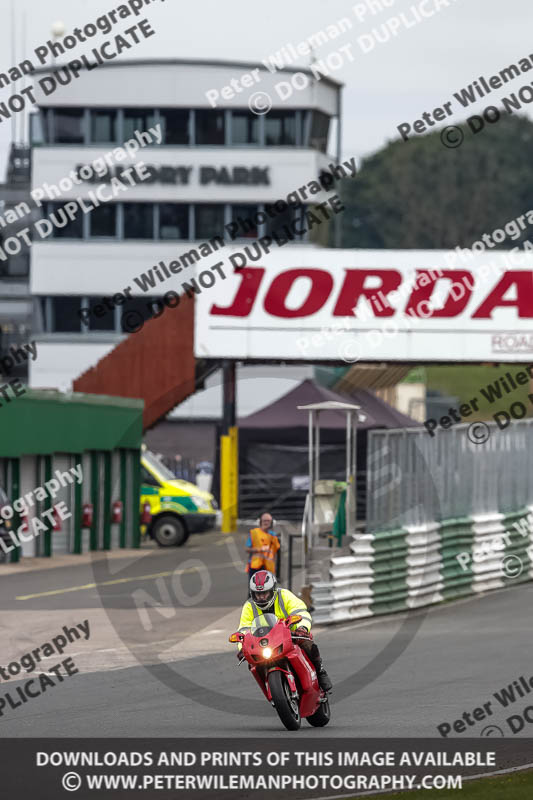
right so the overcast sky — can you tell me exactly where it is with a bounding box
[0,0,531,174]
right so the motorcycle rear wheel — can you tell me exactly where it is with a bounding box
[268,670,301,730]
[306,697,331,727]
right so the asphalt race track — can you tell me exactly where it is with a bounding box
[1,533,532,739]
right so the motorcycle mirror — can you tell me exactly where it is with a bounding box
[229,632,242,643]
[287,614,302,625]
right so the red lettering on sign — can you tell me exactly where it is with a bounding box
[404,270,474,317]
[210,267,264,316]
[333,269,401,316]
[208,267,533,322]
[472,272,533,318]
[263,269,333,318]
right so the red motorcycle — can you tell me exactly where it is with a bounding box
[229,612,331,730]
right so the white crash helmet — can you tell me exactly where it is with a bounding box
[249,570,277,610]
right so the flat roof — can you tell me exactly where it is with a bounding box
[298,401,362,411]
[32,57,343,89]
[23,388,144,409]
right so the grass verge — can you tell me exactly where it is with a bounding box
[343,769,533,800]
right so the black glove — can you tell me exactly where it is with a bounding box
[293,627,310,638]
[236,649,244,662]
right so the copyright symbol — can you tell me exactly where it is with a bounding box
[501,554,523,579]
[248,92,272,115]
[480,725,504,737]
[62,772,82,791]
[121,309,144,333]
[339,340,361,364]
[441,125,464,148]
[467,422,490,445]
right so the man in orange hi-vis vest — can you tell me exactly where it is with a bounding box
[245,511,280,584]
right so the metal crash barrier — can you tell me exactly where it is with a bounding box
[311,420,533,624]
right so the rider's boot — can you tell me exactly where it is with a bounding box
[305,641,332,692]
[314,659,332,692]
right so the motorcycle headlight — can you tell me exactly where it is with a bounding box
[262,647,272,659]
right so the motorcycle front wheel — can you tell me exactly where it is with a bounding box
[268,670,301,731]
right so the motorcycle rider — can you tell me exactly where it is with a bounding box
[235,569,332,692]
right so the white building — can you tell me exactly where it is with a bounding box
[28,58,342,414]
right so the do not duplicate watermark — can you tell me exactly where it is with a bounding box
[0,620,89,718]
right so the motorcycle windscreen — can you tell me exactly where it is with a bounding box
[250,613,278,637]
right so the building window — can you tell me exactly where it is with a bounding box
[51,296,82,332]
[36,202,310,244]
[229,205,260,238]
[159,204,189,239]
[83,297,116,331]
[29,112,46,145]
[38,107,326,148]
[195,110,225,145]
[52,108,85,144]
[123,108,156,141]
[45,203,83,238]
[123,203,154,239]
[37,107,328,148]
[37,297,48,331]
[160,109,189,145]
[309,111,330,152]
[91,109,117,143]
[231,111,259,145]
[120,297,164,333]
[265,111,297,146]
[0,248,29,277]
[89,204,117,238]
[195,204,225,239]
[265,202,306,241]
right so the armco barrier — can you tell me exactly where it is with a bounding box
[311,508,533,624]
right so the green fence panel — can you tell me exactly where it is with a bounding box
[103,451,112,550]
[73,452,82,554]
[43,455,52,558]
[90,451,99,551]
[10,458,20,563]
[119,450,127,548]
[131,449,141,548]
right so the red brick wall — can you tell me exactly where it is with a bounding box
[73,296,196,430]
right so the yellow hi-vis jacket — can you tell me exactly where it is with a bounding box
[238,588,312,640]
